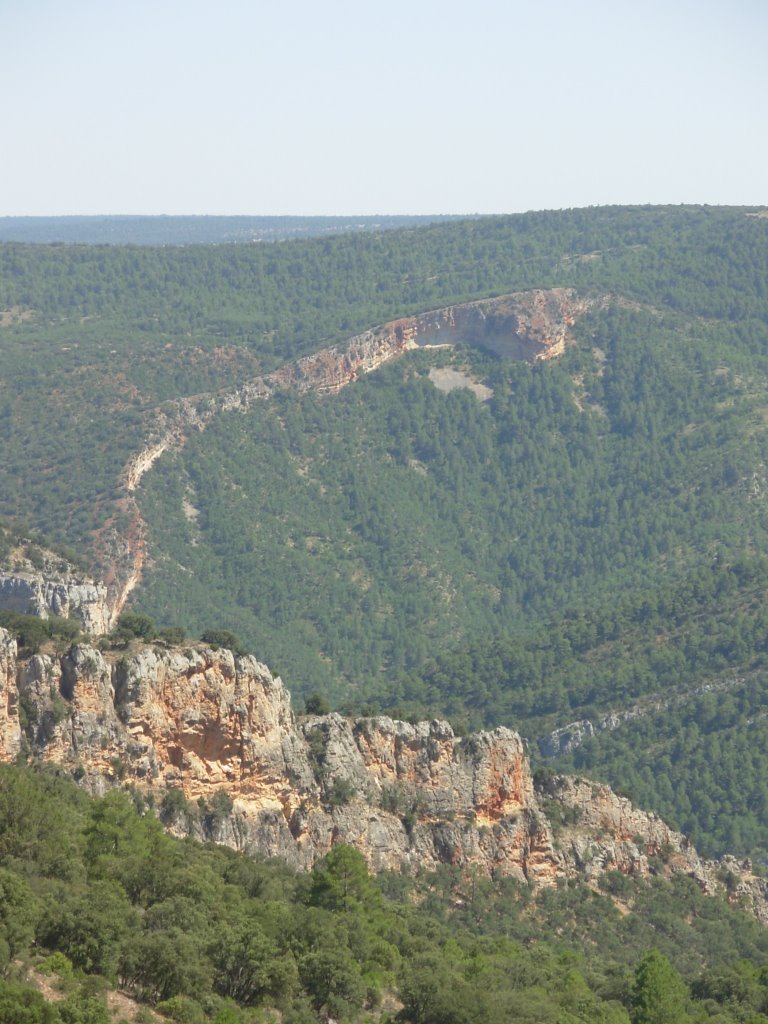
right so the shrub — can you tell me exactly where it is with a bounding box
[210,789,234,820]
[156,995,206,1024]
[200,630,244,655]
[158,626,186,646]
[39,951,74,978]
[116,614,157,641]
[303,693,330,715]
[160,788,190,821]
[328,777,356,807]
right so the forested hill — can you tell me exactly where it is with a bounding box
[4,205,768,867]
[0,213,464,245]
[2,204,767,544]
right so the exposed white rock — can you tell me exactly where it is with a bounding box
[0,571,110,635]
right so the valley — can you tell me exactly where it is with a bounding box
[3,205,768,1021]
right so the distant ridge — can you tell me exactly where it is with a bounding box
[0,213,468,246]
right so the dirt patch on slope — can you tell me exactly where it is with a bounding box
[428,366,493,401]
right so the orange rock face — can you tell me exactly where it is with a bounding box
[265,287,588,396]
[3,630,554,877]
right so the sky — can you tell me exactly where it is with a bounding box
[1,0,766,216]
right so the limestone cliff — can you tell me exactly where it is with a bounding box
[0,542,110,635]
[262,286,588,394]
[4,630,548,878]
[3,627,767,922]
[538,774,768,925]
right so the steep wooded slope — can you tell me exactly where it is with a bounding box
[135,296,768,701]
[2,204,766,562]
[7,755,768,1024]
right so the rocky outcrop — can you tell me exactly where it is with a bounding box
[538,720,596,758]
[540,774,692,876]
[538,774,768,926]
[262,287,588,395]
[0,565,110,636]
[6,628,552,878]
[392,288,588,363]
[3,626,767,922]
[538,675,753,759]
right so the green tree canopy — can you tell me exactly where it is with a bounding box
[630,949,690,1024]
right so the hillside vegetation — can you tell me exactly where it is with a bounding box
[387,556,768,860]
[1,205,766,548]
[4,762,768,1023]
[136,305,767,693]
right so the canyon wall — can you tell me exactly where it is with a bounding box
[397,287,588,362]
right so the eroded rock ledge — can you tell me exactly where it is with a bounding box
[2,628,763,921]
[262,286,588,395]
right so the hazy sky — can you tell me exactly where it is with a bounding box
[1,0,766,216]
